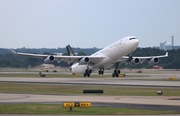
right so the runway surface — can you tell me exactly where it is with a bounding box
[0,77,180,87]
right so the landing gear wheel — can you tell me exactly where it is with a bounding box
[87,73,90,77]
[115,73,118,77]
[112,69,121,78]
[101,71,104,75]
[99,70,104,75]
[84,73,86,77]
[118,70,120,74]
[112,73,115,78]
[84,69,91,77]
[98,69,104,75]
[98,70,101,75]
[112,62,121,78]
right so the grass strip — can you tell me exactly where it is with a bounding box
[0,104,179,115]
[0,82,180,96]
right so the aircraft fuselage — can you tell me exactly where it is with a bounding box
[71,36,139,74]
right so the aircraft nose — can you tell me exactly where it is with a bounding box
[130,38,139,51]
[135,39,139,46]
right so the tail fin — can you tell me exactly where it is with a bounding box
[66,45,75,56]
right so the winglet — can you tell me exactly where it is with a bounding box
[165,52,168,57]
[11,49,17,54]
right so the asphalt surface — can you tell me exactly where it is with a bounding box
[1,78,180,88]
[1,93,180,106]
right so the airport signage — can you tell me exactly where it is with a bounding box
[79,102,91,107]
[63,102,91,108]
[63,102,75,108]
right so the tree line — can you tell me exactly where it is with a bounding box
[0,47,179,69]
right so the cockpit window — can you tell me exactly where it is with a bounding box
[129,38,136,40]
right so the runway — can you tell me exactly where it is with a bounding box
[0,69,180,115]
[0,77,180,87]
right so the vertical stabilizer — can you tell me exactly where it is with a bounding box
[66,45,75,56]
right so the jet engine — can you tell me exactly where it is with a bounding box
[79,57,90,65]
[148,57,159,65]
[129,58,140,65]
[44,55,55,64]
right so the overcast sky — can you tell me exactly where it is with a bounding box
[0,0,180,49]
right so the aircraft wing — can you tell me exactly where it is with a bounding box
[11,50,105,64]
[54,55,105,64]
[118,52,168,64]
[11,49,48,58]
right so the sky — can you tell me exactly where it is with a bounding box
[0,0,180,49]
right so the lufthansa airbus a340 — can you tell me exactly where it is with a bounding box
[11,36,168,77]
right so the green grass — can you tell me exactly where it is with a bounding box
[0,82,180,96]
[0,104,179,115]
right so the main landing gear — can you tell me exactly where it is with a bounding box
[112,62,121,78]
[98,68,104,75]
[112,69,120,77]
[84,69,92,77]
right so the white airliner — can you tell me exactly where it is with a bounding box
[11,36,168,77]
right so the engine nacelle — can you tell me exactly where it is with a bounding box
[129,58,140,65]
[79,57,90,65]
[44,55,55,64]
[148,57,159,65]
